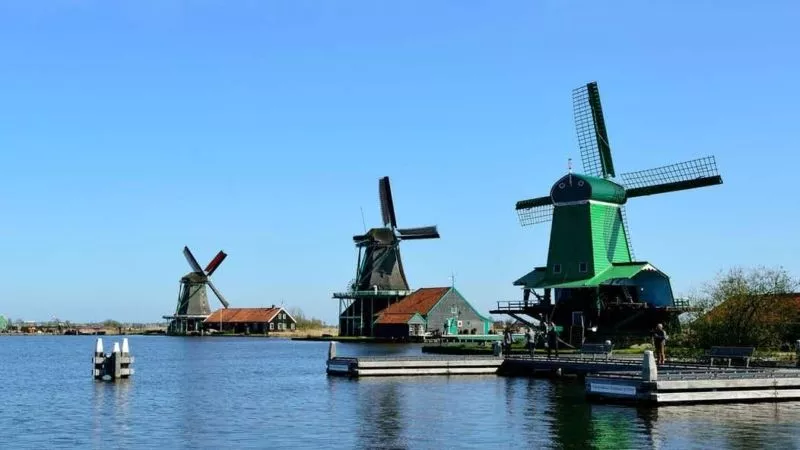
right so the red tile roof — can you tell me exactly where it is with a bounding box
[374,287,450,325]
[205,308,282,323]
[375,313,416,325]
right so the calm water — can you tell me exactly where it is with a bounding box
[1,336,799,449]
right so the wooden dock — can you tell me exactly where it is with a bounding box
[327,355,503,377]
[325,343,800,405]
[586,368,800,405]
[499,354,669,377]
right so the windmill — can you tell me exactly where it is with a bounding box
[492,81,723,342]
[335,176,440,336]
[351,176,440,291]
[165,246,229,335]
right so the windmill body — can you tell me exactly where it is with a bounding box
[164,246,230,335]
[491,81,723,343]
[334,176,440,337]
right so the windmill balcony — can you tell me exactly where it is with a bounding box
[333,289,413,299]
[492,300,548,312]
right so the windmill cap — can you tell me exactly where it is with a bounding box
[550,173,627,205]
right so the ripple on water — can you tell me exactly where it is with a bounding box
[1,336,799,449]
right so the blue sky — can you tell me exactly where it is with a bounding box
[1,1,798,324]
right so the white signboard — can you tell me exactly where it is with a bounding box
[589,382,636,396]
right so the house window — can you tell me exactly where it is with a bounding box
[578,262,588,273]
[290,323,295,330]
[553,264,562,274]
[269,322,274,330]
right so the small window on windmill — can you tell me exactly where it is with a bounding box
[578,262,588,273]
[553,264,562,274]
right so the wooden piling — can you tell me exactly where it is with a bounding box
[642,350,657,381]
[93,337,134,381]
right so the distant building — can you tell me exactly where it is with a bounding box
[204,307,297,334]
[373,287,492,339]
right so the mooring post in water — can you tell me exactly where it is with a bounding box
[642,350,657,382]
[93,338,105,379]
[328,341,336,360]
[93,338,134,381]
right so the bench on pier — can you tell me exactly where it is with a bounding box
[579,343,613,360]
[704,346,755,368]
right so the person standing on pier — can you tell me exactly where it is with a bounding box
[525,327,536,357]
[652,324,668,365]
[546,321,559,359]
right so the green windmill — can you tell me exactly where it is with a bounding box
[491,81,722,343]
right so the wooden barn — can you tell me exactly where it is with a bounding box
[373,287,491,339]
[204,306,296,334]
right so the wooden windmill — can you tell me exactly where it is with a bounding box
[493,81,723,342]
[164,246,230,335]
[335,176,440,336]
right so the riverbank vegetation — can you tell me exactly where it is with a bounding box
[677,266,799,350]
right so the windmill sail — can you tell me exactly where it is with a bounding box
[573,82,615,178]
[397,226,440,240]
[206,279,230,308]
[379,176,398,228]
[204,251,227,276]
[183,246,205,274]
[515,196,554,226]
[621,156,722,198]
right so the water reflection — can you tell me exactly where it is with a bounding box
[356,380,407,449]
[91,379,133,447]
[651,403,800,450]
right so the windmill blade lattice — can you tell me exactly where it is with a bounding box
[620,205,635,260]
[621,156,722,198]
[573,82,615,179]
[516,195,554,226]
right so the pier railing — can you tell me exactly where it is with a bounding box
[491,300,545,312]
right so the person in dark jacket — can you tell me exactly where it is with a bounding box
[653,323,668,365]
[546,321,559,359]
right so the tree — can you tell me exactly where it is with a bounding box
[687,266,799,348]
[287,307,325,330]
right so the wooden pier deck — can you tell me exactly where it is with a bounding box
[585,368,800,405]
[326,355,503,377]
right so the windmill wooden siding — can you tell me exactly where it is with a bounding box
[204,307,296,334]
[373,287,491,339]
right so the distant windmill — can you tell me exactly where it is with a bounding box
[174,246,230,318]
[335,176,441,337]
[351,176,441,291]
